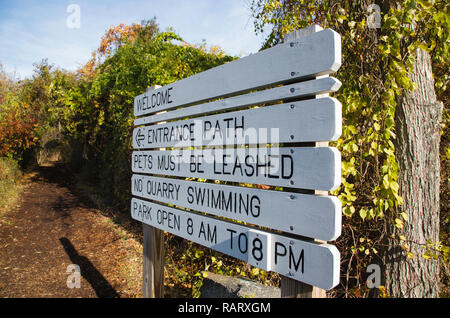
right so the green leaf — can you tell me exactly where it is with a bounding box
[395,218,403,228]
[359,208,367,221]
[400,212,408,221]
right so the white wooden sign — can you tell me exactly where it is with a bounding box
[131,197,340,290]
[132,147,341,191]
[131,27,343,291]
[134,29,341,117]
[131,174,341,241]
[133,97,341,149]
[134,77,342,126]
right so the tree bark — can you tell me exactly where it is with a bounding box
[385,48,443,297]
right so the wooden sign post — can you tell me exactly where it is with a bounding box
[142,223,164,297]
[133,25,342,298]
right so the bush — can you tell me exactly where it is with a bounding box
[0,157,22,215]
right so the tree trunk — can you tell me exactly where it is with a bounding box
[385,48,443,297]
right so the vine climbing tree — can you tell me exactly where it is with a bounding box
[250,0,449,297]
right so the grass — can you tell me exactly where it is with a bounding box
[0,157,23,218]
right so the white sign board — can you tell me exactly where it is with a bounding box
[132,147,341,191]
[131,197,340,290]
[131,174,341,241]
[133,97,341,149]
[134,77,342,126]
[134,29,341,117]
[131,27,342,290]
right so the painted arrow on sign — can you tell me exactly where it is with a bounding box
[135,128,145,147]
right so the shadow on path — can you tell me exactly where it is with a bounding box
[59,237,120,298]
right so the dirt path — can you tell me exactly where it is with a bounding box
[0,164,143,298]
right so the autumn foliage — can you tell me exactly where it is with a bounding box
[0,108,37,158]
[98,23,143,57]
[1,19,232,200]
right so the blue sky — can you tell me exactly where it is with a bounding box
[0,0,266,79]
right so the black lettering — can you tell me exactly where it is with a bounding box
[204,121,212,139]
[195,187,206,206]
[234,116,244,137]
[211,190,221,209]
[239,194,248,216]
[213,121,221,140]
[232,156,243,176]
[167,87,173,103]
[213,155,221,174]
[137,95,148,111]
[223,118,233,138]
[238,233,248,254]
[281,154,294,179]
[151,92,157,108]
[198,222,206,240]
[221,192,233,212]
[227,229,237,249]
[161,89,168,105]
[148,155,153,169]
[133,178,143,192]
[173,212,180,231]
[244,155,254,176]
[252,237,264,261]
[170,155,176,171]
[274,242,287,265]
[222,155,231,175]
[198,222,217,244]
[163,127,169,142]
[189,123,195,141]
[187,186,194,204]
[157,209,163,224]
[162,182,168,198]
[208,225,217,244]
[158,155,167,170]
[250,195,260,217]
[289,247,305,273]
[186,218,193,235]
[189,155,196,173]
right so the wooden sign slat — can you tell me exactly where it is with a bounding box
[131,197,340,290]
[131,174,341,241]
[134,77,342,126]
[133,97,341,149]
[134,29,341,117]
[131,147,341,191]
